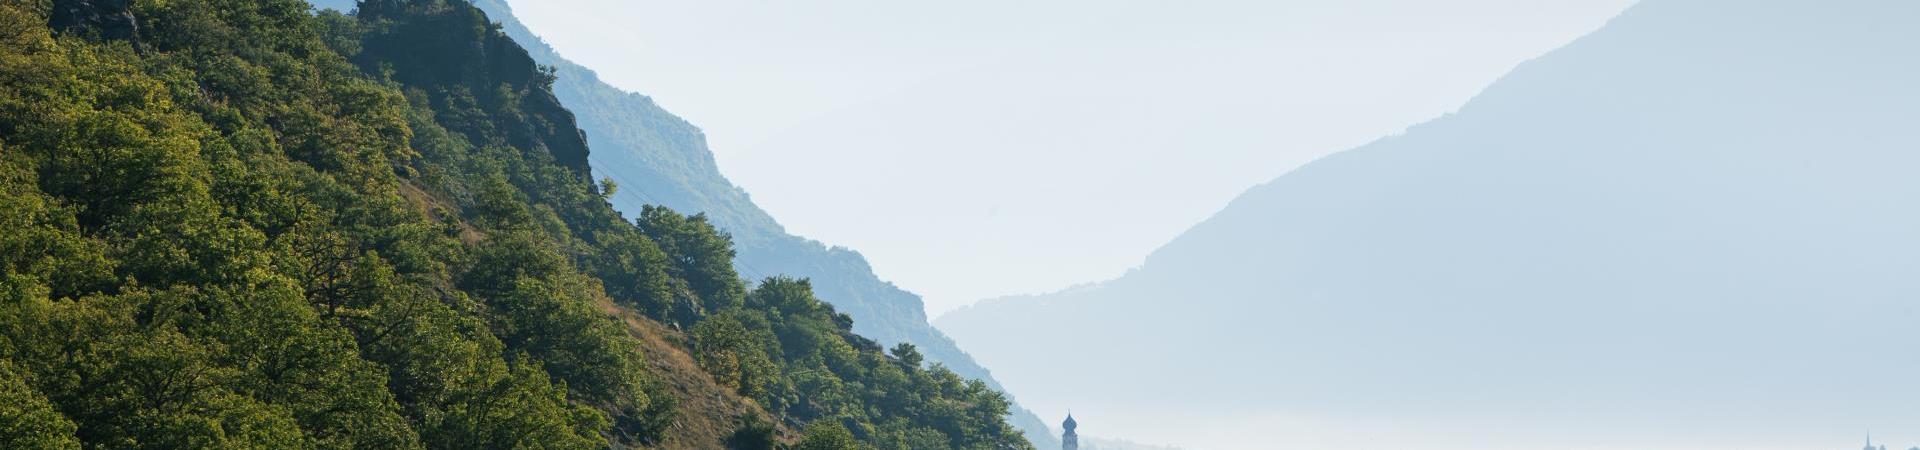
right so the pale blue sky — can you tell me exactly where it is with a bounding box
[506,0,1636,315]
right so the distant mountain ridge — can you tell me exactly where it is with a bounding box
[309,0,1057,445]
[940,0,1920,448]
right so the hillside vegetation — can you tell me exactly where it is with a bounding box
[308,0,1055,443]
[0,0,1031,448]
[449,1,1061,445]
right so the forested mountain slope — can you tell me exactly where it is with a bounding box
[0,0,1031,448]
[939,0,1920,448]
[305,0,1057,445]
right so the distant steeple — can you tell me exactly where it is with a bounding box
[1061,412,1078,450]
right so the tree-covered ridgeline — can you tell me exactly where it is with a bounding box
[0,0,1033,448]
[449,0,1060,443]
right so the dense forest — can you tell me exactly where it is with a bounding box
[0,0,1032,448]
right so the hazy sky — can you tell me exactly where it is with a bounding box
[506,0,1636,315]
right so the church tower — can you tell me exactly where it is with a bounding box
[1061,413,1078,450]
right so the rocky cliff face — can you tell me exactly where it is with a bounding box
[352,0,592,176]
[50,0,140,44]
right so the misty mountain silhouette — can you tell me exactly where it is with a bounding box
[940,0,1920,446]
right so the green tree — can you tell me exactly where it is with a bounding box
[0,361,81,450]
[690,311,779,400]
[427,359,605,450]
[725,413,778,450]
[637,206,746,322]
[890,343,924,369]
[794,421,863,450]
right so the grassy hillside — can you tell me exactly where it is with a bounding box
[0,0,1031,448]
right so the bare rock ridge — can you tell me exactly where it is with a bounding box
[50,0,139,44]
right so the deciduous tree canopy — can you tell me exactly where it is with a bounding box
[0,0,1032,448]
